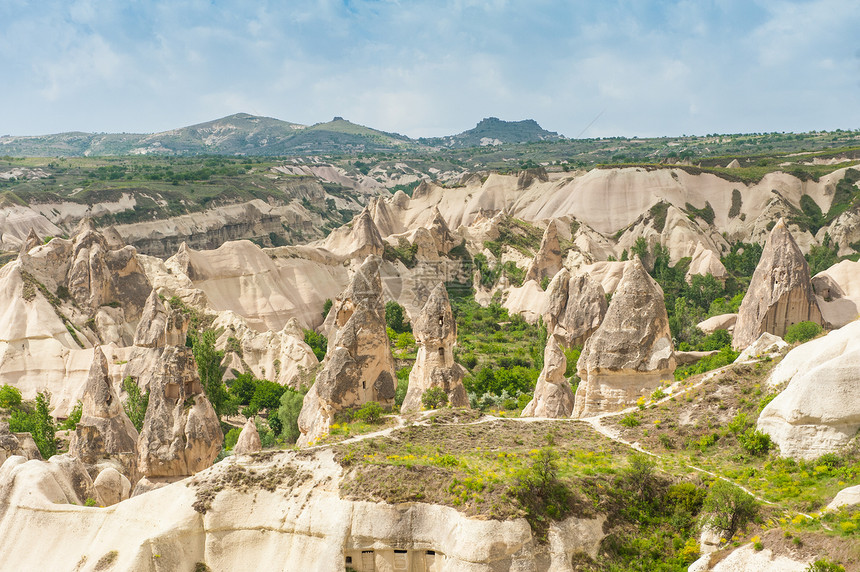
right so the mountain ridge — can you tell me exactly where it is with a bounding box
[0,114,558,157]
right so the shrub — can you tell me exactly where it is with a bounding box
[276,387,306,444]
[394,367,411,408]
[509,448,572,540]
[9,391,57,459]
[701,481,759,538]
[192,330,229,417]
[422,387,449,409]
[122,376,149,431]
[806,559,846,572]
[321,298,333,319]
[0,384,22,409]
[59,400,83,430]
[224,428,240,450]
[303,329,328,362]
[784,321,823,344]
[738,428,772,456]
[667,482,707,515]
[245,380,286,416]
[619,414,641,428]
[354,401,384,424]
[385,300,410,334]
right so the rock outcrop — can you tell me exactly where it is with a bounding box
[297,256,397,446]
[92,466,131,506]
[134,290,188,348]
[813,258,860,328]
[697,313,737,335]
[400,283,469,413]
[525,220,563,284]
[521,335,575,418]
[573,259,676,418]
[734,332,787,363]
[213,312,318,389]
[757,319,860,460]
[68,346,139,479]
[136,346,223,484]
[542,269,608,348]
[0,423,42,464]
[521,269,607,418]
[732,219,823,350]
[685,242,728,283]
[0,448,606,571]
[232,418,262,456]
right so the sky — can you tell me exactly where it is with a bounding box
[1,0,859,138]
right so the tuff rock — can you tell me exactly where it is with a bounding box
[400,283,469,413]
[297,256,396,446]
[733,219,823,350]
[573,259,675,418]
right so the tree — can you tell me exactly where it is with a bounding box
[385,300,410,334]
[701,481,759,538]
[303,329,328,362]
[122,376,149,431]
[192,330,229,418]
[10,391,57,459]
[277,387,306,444]
[245,380,286,416]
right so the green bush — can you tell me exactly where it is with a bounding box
[0,384,22,409]
[122,376,149,431]
[701,481,759,538]
[806,559,846,572]
[738,428,772,456]
[276,387,306,444]
[509,448,572,540]
[224,427,240,450]
[303,329,328,362]
[192,330,230,417]
[9,391,56,459]
[667,482,707,515]
[385,300,410,334]
[784,321,823,344]
[245,380,286,416]
[421,387,449,409]
[394,367,411,408]
[620,414,641,428]
[59,400,82,430]
[354,401,384,424]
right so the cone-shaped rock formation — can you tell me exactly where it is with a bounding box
[525,220,563,284]
[297,256,396,446]
[521,335,575,418]
[233,417,262,455]
[68,346,139,478]
[401,283,469,413]
[732,219,823,350]
[573,259,675,418]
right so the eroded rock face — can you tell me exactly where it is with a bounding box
[573,259,675,418]
[521,269,607,418]
[686,242,728,283]
[521,335,575,418]
[757,320,860,460]
[525,220,563,284]
[93,466,131,507]
[401,283,468,413]
[67,219,152,321]
[232,418,262,456]
[733,219,823,350]
[68,346,139,479]
[298,256,396,445]
[134,290,188,348]
[0,423,42,464]
[543,269,608,348]
[136,346,222,480]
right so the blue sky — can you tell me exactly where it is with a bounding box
[1,0,858,138]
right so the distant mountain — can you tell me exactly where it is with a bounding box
[420,117,563,148]
[0,114,559,157]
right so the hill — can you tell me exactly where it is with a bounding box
[421,116,563,148]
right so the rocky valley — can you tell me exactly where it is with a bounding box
[1,119,860,572]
